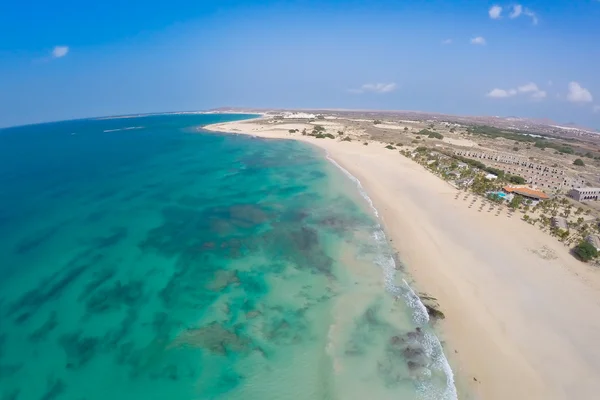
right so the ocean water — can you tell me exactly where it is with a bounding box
[0,113,456,400]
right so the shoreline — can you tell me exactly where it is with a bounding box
[202,118,600,399]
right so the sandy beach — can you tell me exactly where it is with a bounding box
[203,118,600,400]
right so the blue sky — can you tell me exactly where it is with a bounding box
[1,0,599,128]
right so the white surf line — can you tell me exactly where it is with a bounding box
[325,151,458,400]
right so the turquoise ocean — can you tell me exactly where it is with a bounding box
[0,113,456,400]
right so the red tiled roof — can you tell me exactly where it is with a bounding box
[503,186,549,200]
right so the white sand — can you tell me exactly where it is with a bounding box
[203,119,600,400]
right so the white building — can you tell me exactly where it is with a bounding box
[569,187,600,202]
[485,173,498,180]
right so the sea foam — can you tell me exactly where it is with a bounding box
[326,152,458,400]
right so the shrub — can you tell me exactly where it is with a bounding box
[373,120,383,125]
[341,136,352,142]
[385,145,396,150]
[314,133,334,139]
[415,136,421,139]
[337,130,344,135]
[574,241,598,262]
[573,158,585,166]
[396,143,403,147]
[404,127,409,131]
[313,125,325,133]
[288,129,296,133]
[363,142,368,146]
[508,175,526,184]
[512,147,519,151]
[412,140,419,144]
[428,131,444,140]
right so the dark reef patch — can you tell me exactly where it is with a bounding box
[28,311,58,342]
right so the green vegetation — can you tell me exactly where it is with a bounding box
[396,143,404,147]
[385,145,396,150]
[288,129,298,133]
[534,141,574,154]
[573,241,598,262]
[428,131,444,140]
[447,153,505,178]
[509,195,523,209]
[415,147,429,153]
[417,129,435,136]
[507,175,526,184]
[312,125,325,134]
[373,120,383,125]
[341,136,352,142]
[465,125,584,155]
[573,158,585,166]
[314,133,335,139]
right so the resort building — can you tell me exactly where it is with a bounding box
[503,186,549,202]
[568,187,600,202]
[454,149,585,191]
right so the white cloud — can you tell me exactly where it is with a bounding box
[523,8,538,25]
[52,46,69,58]
[349,83,397,94]
[567,82,593,103]
[470,36,486,45]
[509,4,523,18]
[489,5,503,19]
[508,5,538,25]
[487,82,546,100]
[531,90,547,99]
[517,82,539,93]
[441,38,453,45]
[487,88,514,98]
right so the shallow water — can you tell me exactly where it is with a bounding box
[0,114,455,399]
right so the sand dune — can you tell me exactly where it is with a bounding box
[203,119,600,400]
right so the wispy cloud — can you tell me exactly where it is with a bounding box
[487,82,546,99]
[470,36,486,45]
[489,5,503,19]
[349,83,397,94]
[509,5,523,18]
[508,4,538,25]
[441,38,453,45]
[567,82,593,103]
[523,8,538,25]
[517,82,546,99]
[51,46,69,58]
[487,88,514,98]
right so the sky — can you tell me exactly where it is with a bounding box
[0,0,599,128]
